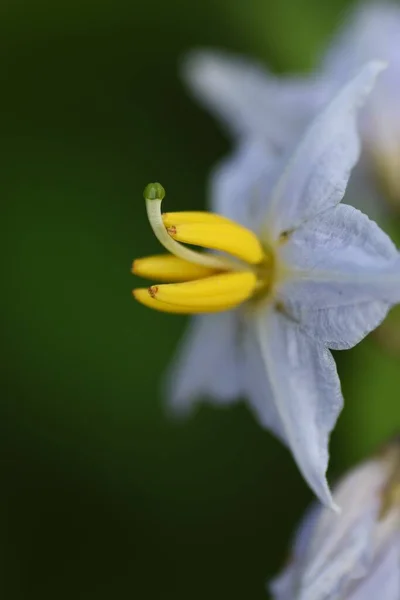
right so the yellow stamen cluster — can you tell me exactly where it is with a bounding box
[132,183,273,314]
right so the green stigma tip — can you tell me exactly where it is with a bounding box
[143,182,165,201]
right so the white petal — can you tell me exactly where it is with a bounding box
[323,2,400,87]
[181,50,323,147]
[283,301,390,351]
[240,320,287,444]
[270,503,322,600]
[209,139,280,231]
[347,537,400,600]
[296,459,384,600]
[269,569,295,600]
[271,458,388,600]
[264,62,385,238]
[253,308,342,509]
[279,204,400,349]
[166,312,241,415]
[322,2,400,160]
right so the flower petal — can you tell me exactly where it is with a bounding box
[279,204,400,349]
[269,503,321,600]
[295,460,383,600]
[209,139,280,231]
[347,539,400,600]
[271,457,387,600]
[166,312,241,415]
[240,321,288,445]
[253,308,342,509]
[264,62,385,238]
[322,3,400,213]
[322,2,400,90]
[181,50,323,147]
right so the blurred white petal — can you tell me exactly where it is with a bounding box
[209,139,280,231]
[323,2,400,89]
[347,539,400,600]
[270,504,321,599]
[182,49,324,147]
[166,312,241,415]
[264,62,385,238]
[295,460,383,599]
[271,445,400,600]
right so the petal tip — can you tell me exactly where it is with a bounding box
[165,390,197,420]
[318,486,341,513]
[330,500,342,514]
[180,49,213,85]
[369,59,388,73]
[358,59,388,92]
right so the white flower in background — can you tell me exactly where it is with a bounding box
[183,1,400,222]
[133,64,400,509]
[270,439,400,600]
[323,1,400,217]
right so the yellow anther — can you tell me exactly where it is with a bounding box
[145,191,237,271]
[133,290,201,313]
[167,221,265,265]
[132,255,219,282]
[133,271,257,314]
[162,211,232,227]
[151,271,256,303]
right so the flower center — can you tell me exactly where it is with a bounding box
[132,183,275,314]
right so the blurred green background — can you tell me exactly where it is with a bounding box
[2,0,400,598]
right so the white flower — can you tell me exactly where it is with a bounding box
[132,64,400,509]
[183,2,400,221]
[321,1,400,220]
[270,439,400,600]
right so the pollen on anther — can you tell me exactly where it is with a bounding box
[149,286,158,298]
